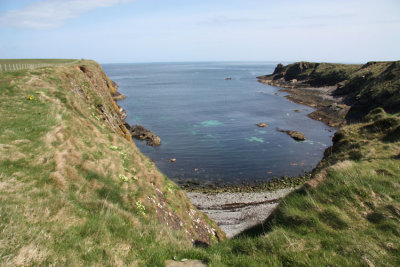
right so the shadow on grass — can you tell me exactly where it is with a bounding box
[234,186,308,239]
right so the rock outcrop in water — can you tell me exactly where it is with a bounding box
[256,123,268,127]
[278,129,306,141]
[125,123,161,146]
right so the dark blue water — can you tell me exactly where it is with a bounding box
[102,62,335,185]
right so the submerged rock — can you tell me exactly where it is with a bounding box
[278,129,306,141]
[125,124,161,146]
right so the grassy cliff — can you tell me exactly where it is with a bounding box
[0,60,223,266]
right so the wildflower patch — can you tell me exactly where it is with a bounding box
[119,174,129,182]
[136,201,146,216]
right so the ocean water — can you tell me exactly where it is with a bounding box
[102,62,335,185]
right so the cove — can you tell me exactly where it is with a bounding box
[102,62,335,186]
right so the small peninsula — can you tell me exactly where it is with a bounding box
[257,61,400,127]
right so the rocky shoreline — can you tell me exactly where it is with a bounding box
[257,79,349,127]
[257,61,400,127]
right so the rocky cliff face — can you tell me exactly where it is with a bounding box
[74,64,131,141]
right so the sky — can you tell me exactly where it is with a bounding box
[0,0,399,63]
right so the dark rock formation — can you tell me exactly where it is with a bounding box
[125,124,161,146]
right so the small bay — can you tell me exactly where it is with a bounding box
[102,62,335,185]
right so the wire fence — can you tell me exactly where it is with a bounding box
[0,62,76,73]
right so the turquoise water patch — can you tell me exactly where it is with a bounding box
[246,137,264,143]
[255,129,267,134]
[317,141,328,147]
[191,130,198,135]
[205,134,217,139]
[200,120,223,127]
[303,140,315,145]
[130,116,142,123]
[159,116,173,121]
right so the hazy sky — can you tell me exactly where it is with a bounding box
[0,0,399,63]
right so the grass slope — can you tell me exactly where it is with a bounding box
[336,61,400,121]
[0,61,222,266]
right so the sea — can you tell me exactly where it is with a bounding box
[102,62,335,186]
